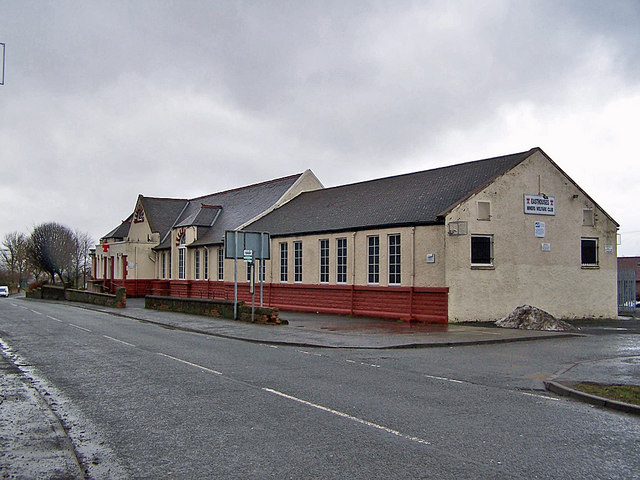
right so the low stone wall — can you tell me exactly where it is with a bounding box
[145,295,283,324]
[65,287,126,308]
[26,285,126,308]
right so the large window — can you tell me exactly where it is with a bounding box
[367,235,380,284]
[195,249,200,280]
[161,252,166,279]
[294,241,303,282]
[319,239,329,283]
[336,237,347,284]
[388,234,401,285]
[203,248,208,280]
[280,242,288,282]
[581,238,598,266]
[168,251,172,279]
[217,247,224,280]
[471,235,493,266]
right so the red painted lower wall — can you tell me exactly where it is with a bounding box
[138,280,449,323]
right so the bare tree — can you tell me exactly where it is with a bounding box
[1,231,29,289]
[28,222,76,284]
[72,230,94,289]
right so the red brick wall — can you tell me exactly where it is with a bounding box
[144,280,448,323]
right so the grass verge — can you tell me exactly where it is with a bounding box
[573,382,640,406]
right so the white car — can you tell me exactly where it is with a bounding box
[0,286,8,297]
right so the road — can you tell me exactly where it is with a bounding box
[1,298,639,479]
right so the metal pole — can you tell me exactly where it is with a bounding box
[251,262,255,322]
[259,232,264,307]
[233,232,238,320]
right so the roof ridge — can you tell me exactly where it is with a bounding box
[189,172,303,201]
[315,148,537,193]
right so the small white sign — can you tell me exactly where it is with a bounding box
[535,221,546,238]
[243,249,254,262]
[541,243,551,252]
[605,245,614,254]
[128,262,135,269]
[426,253,435,263]
[524,194,556,215]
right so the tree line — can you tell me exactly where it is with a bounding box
[0,222,94,290]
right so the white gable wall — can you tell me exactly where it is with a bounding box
[444,150,618,322]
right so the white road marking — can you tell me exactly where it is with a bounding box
[424,374,464,384]
[345,359,380,368]
[262,387,432,446]
[69,324,92,332]
[103,335,135,347]
[29,309,42,315]
[46,315,63,323]
[519,391,560,401]
[157,353,222,375]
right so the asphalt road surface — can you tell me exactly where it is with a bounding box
[1,298,639,479]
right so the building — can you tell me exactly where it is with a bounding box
[93,170,323,296]
[93,147,619,322]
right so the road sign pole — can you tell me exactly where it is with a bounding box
[233,232,238,320]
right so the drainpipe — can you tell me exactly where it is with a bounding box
[351,231,356,315]
[410,226,415,320]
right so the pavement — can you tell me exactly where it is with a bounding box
[1,295,639,478]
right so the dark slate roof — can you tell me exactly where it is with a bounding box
[246,149,537,236]
[189,174,302,246]
[102,217,132,240]
[141,197,190,236]
[134,173,303,250]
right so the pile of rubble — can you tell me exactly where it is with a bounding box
[496,305,578,331]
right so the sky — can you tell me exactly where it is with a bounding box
[1,1,639,255]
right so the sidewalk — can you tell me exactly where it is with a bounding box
[545,354,640,415]
[88,297,579,349]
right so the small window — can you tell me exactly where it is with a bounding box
[319,239,329,283]
[367,236,380,284]
[388,234,401,285]
[477,201,491,221]
[203,248,209,280]
[194,249,200,280]
[336,238,347,284]
[294,241,303,282]
[471,235,493,266]
[583,209,594,226]
[217,248,224,281]
[280,242,288,282]
[581,238,598,266]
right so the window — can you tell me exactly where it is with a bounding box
[161,252,166,279]
[195,249,200,280]
[319,239,329,283]
[203,248,208,280]
[477,201,491,221]
[217,247,224,280]
[388,234,401,285]
[336,238,347,284]
[583,209,594,226]
[471,235,493,266]
[280,242,288,282]
[367,235,379,284]
[168,251,172,279]
[294,241,303,282]
[178,234,186,279]
[581,238,598,266]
